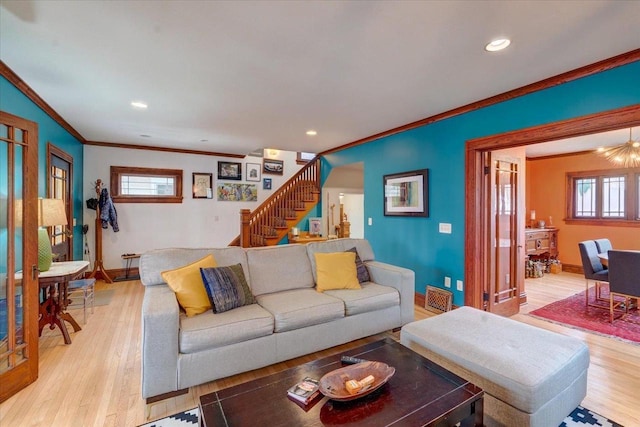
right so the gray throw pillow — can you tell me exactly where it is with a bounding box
[200,264,255,313]
[346,247,370,283]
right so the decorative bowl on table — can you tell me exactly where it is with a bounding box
[319,361,395,401]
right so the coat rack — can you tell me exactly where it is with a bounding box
[89,179,113,283]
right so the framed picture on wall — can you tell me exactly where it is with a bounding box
[192,172,213,199]
[263,158,284,175]
[246,163,261,182]
[218,161,242,180]
[263,178,272,190]
[383,169,429,217]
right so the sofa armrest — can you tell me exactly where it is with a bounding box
[141,285,180,399]
[366,261,415,325]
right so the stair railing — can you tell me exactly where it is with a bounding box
[231,157,321,247]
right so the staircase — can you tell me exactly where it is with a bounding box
[230,157,321,247]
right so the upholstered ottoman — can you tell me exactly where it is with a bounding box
[400,306,589,427]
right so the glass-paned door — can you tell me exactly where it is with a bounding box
[0,111,39,403]
[485,152,524,316]
[47,143,73,262]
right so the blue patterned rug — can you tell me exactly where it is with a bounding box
[140,406,622,426]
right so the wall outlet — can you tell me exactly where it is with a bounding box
[444,276,451,288]
[368,217,373,226]
[456,280,463,291]
[438,223,452,234]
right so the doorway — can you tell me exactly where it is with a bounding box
[465,104,640,312]
[46,143,73,262]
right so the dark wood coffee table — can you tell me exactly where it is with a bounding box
[199,338,483,426]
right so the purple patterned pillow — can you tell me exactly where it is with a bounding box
[346,247,370,283]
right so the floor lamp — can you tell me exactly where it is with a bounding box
[38,198,68,272]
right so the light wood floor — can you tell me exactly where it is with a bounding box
[1,272,638,426]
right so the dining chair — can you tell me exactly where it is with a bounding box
[66,278,96,324]
[578,240,609,308]
[608,250,640,323]
[594,238,613,254]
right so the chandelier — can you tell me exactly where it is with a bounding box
[597,128,640,168]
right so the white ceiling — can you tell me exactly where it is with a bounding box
[1,1,639,157]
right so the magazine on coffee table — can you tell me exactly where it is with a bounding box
[287,376,320,405]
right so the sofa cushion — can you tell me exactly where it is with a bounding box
[246,244,315,296]
[141,247,248,287]
[324,283,399,316]
[161,254,217,317]
[256,289,345,332]
[346,247,371,283]
[315,252,361,292]
[200,264,255,313]
[307,239,375,283]
[179,304,274,354]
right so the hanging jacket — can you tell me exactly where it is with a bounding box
[99,188,119,232]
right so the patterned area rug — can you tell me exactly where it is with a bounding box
[529,285,640,344]
[140,406,622,427]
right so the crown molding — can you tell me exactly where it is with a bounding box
[0,61,86,143]
[320,49,640,156]
[84,140,245,158]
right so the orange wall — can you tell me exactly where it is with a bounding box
[526,152,640,267]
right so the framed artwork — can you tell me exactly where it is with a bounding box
[192,172,213,199]
[263,158,284,175]
[246,163,261,182]
[383,169,429,217]
[217,183,258,201]
[309,217,322,236]
[218,161,242,180]
[263,178,272,190]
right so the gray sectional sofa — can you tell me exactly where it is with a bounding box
[139,238,415,401]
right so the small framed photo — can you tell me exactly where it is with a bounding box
[218,161,242,180]
[309,217,322,236]
[383,169,429,217]
[263,178,272,190]
[192,172,213,199]
[246,163,261,182]
[263,158,284,175]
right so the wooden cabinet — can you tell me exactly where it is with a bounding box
[525,228,559,259]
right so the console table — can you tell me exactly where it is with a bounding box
[525,228,559,262]
[17,260,90,344]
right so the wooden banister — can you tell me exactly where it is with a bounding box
[231,157,321,247]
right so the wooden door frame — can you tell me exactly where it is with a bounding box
[46,142,73,259]
[0,111,39,403]
[465,104,640,309]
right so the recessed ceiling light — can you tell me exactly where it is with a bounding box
[485,38,511,52]
[200,139,208,142]
[140,134,151,138]
[306,130,317,136]
[131,101,148,109]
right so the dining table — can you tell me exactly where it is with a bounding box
[598,250,640,267]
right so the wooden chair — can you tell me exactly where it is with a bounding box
[578,240,609,307]
[608,250,640,323]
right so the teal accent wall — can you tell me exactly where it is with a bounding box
[322,61,640,306]
[1,76,85,261]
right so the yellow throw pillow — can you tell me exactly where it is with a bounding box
[315,252,361,292]
[161,254,217,316]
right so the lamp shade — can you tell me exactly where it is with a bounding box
[37,198,68,272]
[38,198,68,227]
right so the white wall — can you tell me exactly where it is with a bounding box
[83,146,301,270]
